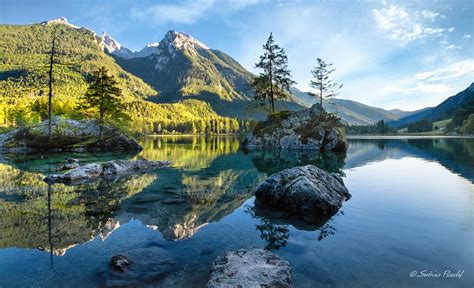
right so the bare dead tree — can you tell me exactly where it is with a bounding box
[48,27,57,140]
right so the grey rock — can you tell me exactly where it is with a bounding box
[207,248,291,288]
[106,246,176,287]
[60,162,80,171]
[45,159,170,183]
[111,255,131,272]
[60,158,81,171]
[243,104,347,152]
[0,117,142,152]
[255,165,351,223]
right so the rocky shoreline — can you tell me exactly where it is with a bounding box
[0,117,142,153]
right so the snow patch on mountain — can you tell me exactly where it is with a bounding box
[135,43,160,58]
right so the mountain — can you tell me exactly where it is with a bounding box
[0,19,241,134]
[326,99,401,125]
[112,30,253,101]
[290,87,417,125]
[391,83,474,127]
[111,30,304,119]
[388,108,426,118]
[0,18,155,100]
[100,32,134,59]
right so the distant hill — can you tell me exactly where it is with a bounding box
[391,83,474,127]
[388,108,426,118]
[290,87,418,125]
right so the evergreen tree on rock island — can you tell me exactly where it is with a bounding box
[252,33,295,114]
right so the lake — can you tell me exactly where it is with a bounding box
[0,136,473,287]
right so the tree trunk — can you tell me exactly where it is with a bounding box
[99,108,104,141]
[269,63,274,114]
[48,30,56,140]
[319,80,323,111]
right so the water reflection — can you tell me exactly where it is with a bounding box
[137,135,240,170]
[346,138,474,182]
[118,157,262,240]
[0,135,472,278]
[246,201,343,251]
[0,162,156,254]
[248,149,346,176]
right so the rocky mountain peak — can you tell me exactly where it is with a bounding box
[101,32,122,53]
[41,17,79,29]
[100,32,122,53]
[162,30,209,52]
[100,32,134,59]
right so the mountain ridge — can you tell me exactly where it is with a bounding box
[391,83,474,127]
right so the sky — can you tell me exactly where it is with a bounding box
[1,0,473,110]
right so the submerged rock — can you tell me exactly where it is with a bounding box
[242,104,347,152]
[60,158,81,171]
[44,159,170,183]
[207,248,292,288]
[111,255,131,272]
[106,247,176,287]
[0,116,142,152]
[255,165,351,223]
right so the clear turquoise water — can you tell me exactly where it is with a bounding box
[0,136,472,287]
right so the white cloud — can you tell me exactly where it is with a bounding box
[376,59,474,109]
[131,0,262,24]
[131,0,214,24]
[386,83,451,94]
[372,4,446,45]
[419,10,440,21]
[464,34,472,39]
[416,59,474,82]
[447,27,455,32]
[444,44,462,51]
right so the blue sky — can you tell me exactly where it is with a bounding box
[1,0,473,110]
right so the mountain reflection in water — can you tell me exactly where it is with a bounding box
[0,136,472,288]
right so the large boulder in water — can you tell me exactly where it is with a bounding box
[206,248,292,288]
[255,165,351,223]
[242,104,347,152]
[44,159,171,183]
[0,116,142,152]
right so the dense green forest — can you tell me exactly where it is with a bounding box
[0,23,244,135]
[345,120,397,135]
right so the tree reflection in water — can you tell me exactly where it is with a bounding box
[246,202,343,251]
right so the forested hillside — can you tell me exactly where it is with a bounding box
[0,20,241,134]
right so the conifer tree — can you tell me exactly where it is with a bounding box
[252,33,295,114]
[80,67,123,140]
[308,58,343,110]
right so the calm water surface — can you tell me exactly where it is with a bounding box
[0,136,473,287]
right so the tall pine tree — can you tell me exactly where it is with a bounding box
[252,33,295,114]
[308,58,343,110]
[80,67,123,140]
